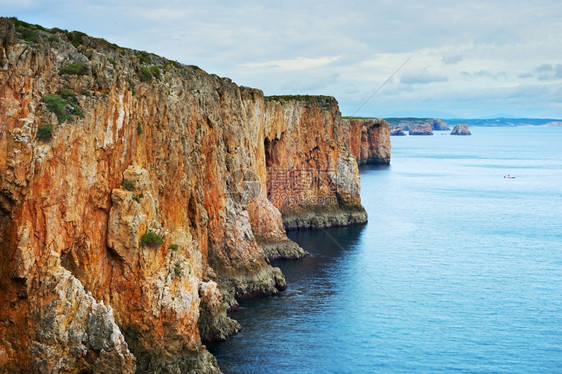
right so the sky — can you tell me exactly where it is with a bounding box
[3,0,562,118]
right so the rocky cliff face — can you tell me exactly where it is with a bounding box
[342,118,390,165]
[0,18,374,373]
[262,97,368,230]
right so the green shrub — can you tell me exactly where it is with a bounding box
[67,31,86,48]
[132,195,141,203]
[137,121,143,135]
[135,51,151,65]
[36,125,53,142]
[14,20,41,43]
[18,27,39,43]
[138,66,152,82]
[80,89,91,96]
[167,60,181,69]
[60,63,88,76]
[108,58,117,67]
[44,91,84,123]
[149,66,161,80]
[140,232,163,247]
[168,244,179,251]
[121,179,135,191]
[44,94,72,123]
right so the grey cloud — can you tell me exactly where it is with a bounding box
[522,63,562,81]
[536,64,562,80]
[442,55,463,65]
[401,70,448,85]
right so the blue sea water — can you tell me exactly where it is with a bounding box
[209,127,562,373]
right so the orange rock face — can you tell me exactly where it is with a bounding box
[343,118,391,165]
[0,18,387,373]
[264,97,368,229]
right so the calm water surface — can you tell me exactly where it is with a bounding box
[209,127,562,373]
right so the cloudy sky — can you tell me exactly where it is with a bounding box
[3,0,562,118]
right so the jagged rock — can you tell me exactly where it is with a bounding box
[198,281,241,342]
[390,126,406,136]
[451,124,471,135]
[409,124,434,135]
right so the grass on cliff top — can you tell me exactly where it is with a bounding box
[10,17,122,52]
[14,19,43,43]
[265,95,334,102]
[342,116,377,120]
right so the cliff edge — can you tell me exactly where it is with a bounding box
[0,18,385,373]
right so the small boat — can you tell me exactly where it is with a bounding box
[504,174,516,179]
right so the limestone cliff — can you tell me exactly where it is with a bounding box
[0,18,373,373]
[341,118,390,165]
[263,97,368,230]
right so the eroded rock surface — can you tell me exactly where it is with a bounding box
[0,18,387,373]
[342,118,391,165]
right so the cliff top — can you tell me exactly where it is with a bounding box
[2,17,266,96]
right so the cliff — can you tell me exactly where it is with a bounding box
[385,117,448,131]
[341,118,390,165]
[263,99,368,230]
[0,18,373,373]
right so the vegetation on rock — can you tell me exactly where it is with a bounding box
[44,90,84,123]
[140,232,164,247]
[36,124,53,142]
[121,179,135,191]
[60,62,89,76]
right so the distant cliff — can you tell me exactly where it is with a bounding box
[0,18,386,373]
[342,118,391,165]
[409,124,434,135]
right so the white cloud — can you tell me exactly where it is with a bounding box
[242,56,340,71]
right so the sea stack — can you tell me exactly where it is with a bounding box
[451,124,471,135]
[409,124,433,135]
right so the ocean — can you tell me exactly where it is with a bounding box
[209,127,562,373]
